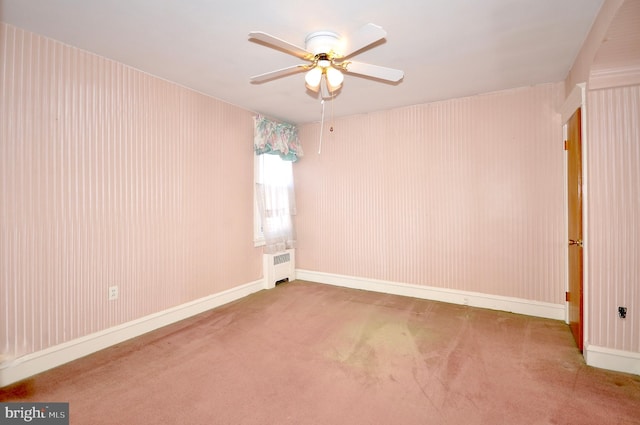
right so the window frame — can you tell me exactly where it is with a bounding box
[253,153,266,246]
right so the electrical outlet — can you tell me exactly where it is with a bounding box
[618,306,627,319]
[108,286,119,301]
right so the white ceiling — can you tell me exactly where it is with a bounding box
[0,0,604,124]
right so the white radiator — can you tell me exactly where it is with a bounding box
[264,249,295,289]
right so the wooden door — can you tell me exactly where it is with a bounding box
[567,108,583,351]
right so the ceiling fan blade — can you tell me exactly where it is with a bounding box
[250,64,308,84]
[249,31,312,59]
[342,61,404,82]
[340,23,387,58]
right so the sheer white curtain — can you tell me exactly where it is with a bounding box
[255,154,296,254]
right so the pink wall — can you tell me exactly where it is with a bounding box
[295,83,566,304]
[587,85,640,352]
[564,0,640,357]
[0,23,261,361]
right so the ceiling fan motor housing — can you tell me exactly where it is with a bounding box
[305,31,342,57]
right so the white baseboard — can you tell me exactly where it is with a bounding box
[585,344,640,376]
[296,269,565,321]
[6,274,636,385]
[0,279,265,388]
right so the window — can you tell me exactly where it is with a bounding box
[253,153,294,246]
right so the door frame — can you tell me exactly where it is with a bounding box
[560,83,588,350]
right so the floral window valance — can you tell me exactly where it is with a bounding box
[254,115,303,162]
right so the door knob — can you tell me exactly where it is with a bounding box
[569,239,583,247]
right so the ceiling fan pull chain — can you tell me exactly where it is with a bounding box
[330,90,335,132]
[318,99,325,154]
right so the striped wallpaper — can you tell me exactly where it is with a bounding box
[295,83,566,304]
[587,85,640,353]
[0,22,260,362]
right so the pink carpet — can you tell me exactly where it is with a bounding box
[2,281,639,424]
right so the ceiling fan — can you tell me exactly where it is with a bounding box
[248,23,404,95]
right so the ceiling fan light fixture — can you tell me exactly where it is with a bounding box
[325,66,344,90]
[305,66,322,89]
